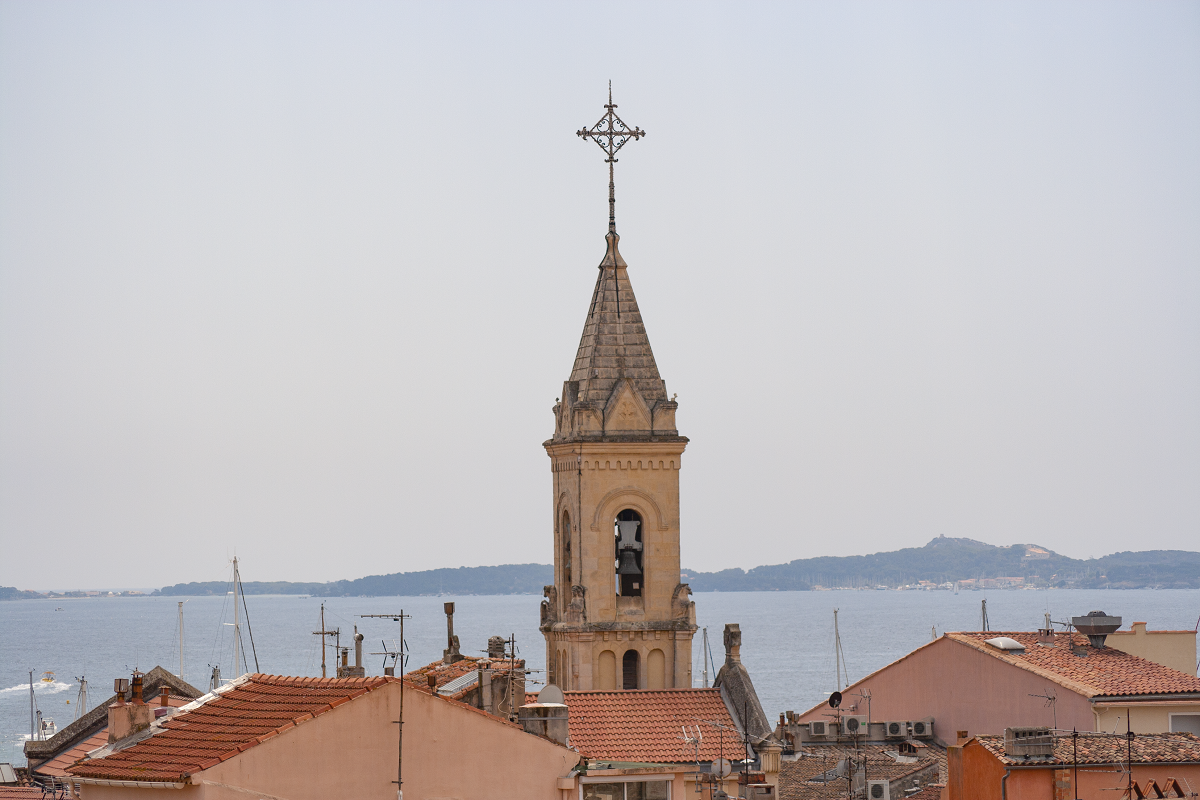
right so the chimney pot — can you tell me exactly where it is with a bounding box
[130,673,145,705]
[159,686,170,707]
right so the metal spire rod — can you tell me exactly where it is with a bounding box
[576,81,646,235]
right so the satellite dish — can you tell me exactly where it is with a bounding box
[711,758,732,778]
[538,684,565,705]
[829,691,843,709]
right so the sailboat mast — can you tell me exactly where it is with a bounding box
[232,557,241,677]
[75,676,89,722]
[701,627,710,688]
[29,671,34,740]
[834,609,848,692]
[178,601,186,679]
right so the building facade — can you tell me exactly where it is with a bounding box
[540,228,696,692]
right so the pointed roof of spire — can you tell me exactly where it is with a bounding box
[568,233,667,406]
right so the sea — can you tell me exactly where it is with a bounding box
[4,588,1199,766]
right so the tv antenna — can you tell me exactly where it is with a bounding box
[311,603,340,679]
[1028,687,1058,729]
[359,611,411,800]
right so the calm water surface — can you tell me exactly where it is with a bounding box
[4,588,1198,765]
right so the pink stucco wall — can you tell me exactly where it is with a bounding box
[954,739,1200,800]
[80,683,579,800]
[795,637,1096,741]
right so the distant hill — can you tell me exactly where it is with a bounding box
[0,585,43,600]
[682,537,1200,591]
[6,539,1200,599]
[152,564,554,597]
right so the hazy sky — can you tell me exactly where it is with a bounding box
[1,2,1197,590]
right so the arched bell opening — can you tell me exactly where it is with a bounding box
[622,649,640,690]
[561,510,573,586]
[614,509,644,597]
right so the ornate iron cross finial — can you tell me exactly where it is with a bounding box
[577,81,646,234]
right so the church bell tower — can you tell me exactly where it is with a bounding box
[541,89,696,691]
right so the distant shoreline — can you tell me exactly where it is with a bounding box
[5,537,1200,599]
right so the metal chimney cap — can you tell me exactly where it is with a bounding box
[1071,614,1122,635]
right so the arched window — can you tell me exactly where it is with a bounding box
[561,510,572,585]
[614,509,643,597]
[622,649,640,690]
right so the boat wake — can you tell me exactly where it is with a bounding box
[0,680,73,695]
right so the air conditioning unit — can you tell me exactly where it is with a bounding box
[884,721,908,739]
[867,780,890,800]
[841,715,868,736]
[808,720,829,738]
[910,717,934,739]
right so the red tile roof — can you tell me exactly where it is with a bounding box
[778,743,940,800]
[33,695,192,778]
[948,632,1200,698]
[66,674,395,782]
[974,731,1200,766]
[0,789,48,799]
[403,656,523,699]
[563,688,740,763]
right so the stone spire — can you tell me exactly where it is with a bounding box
[568,235,668,408]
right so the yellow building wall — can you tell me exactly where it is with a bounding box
[1105,623,1197,676]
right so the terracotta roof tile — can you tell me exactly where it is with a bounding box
[0,789,48,799]
[564,689,739,763]
[974,731,1200,766]
[778,743,941,800]
[949,632,1200,698]
[32,694,192,778]
[66,674,394,783]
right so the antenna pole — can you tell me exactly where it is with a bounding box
[29,671,34,741]
[701,627,709,688]
[359,612,411,799]
[313,604,340,679]
[509,633,517,722]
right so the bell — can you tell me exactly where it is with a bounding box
[616,520,641,550]
[617,549,641,575]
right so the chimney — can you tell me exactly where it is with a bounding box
[443,603,463,664]
[159,687,170,707]
[519,702,569,747]
[1071,611,1122,648]
[354,628,364,670]
[723,623,742,667]
[487,636,506,659]
[108,673,153,743]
